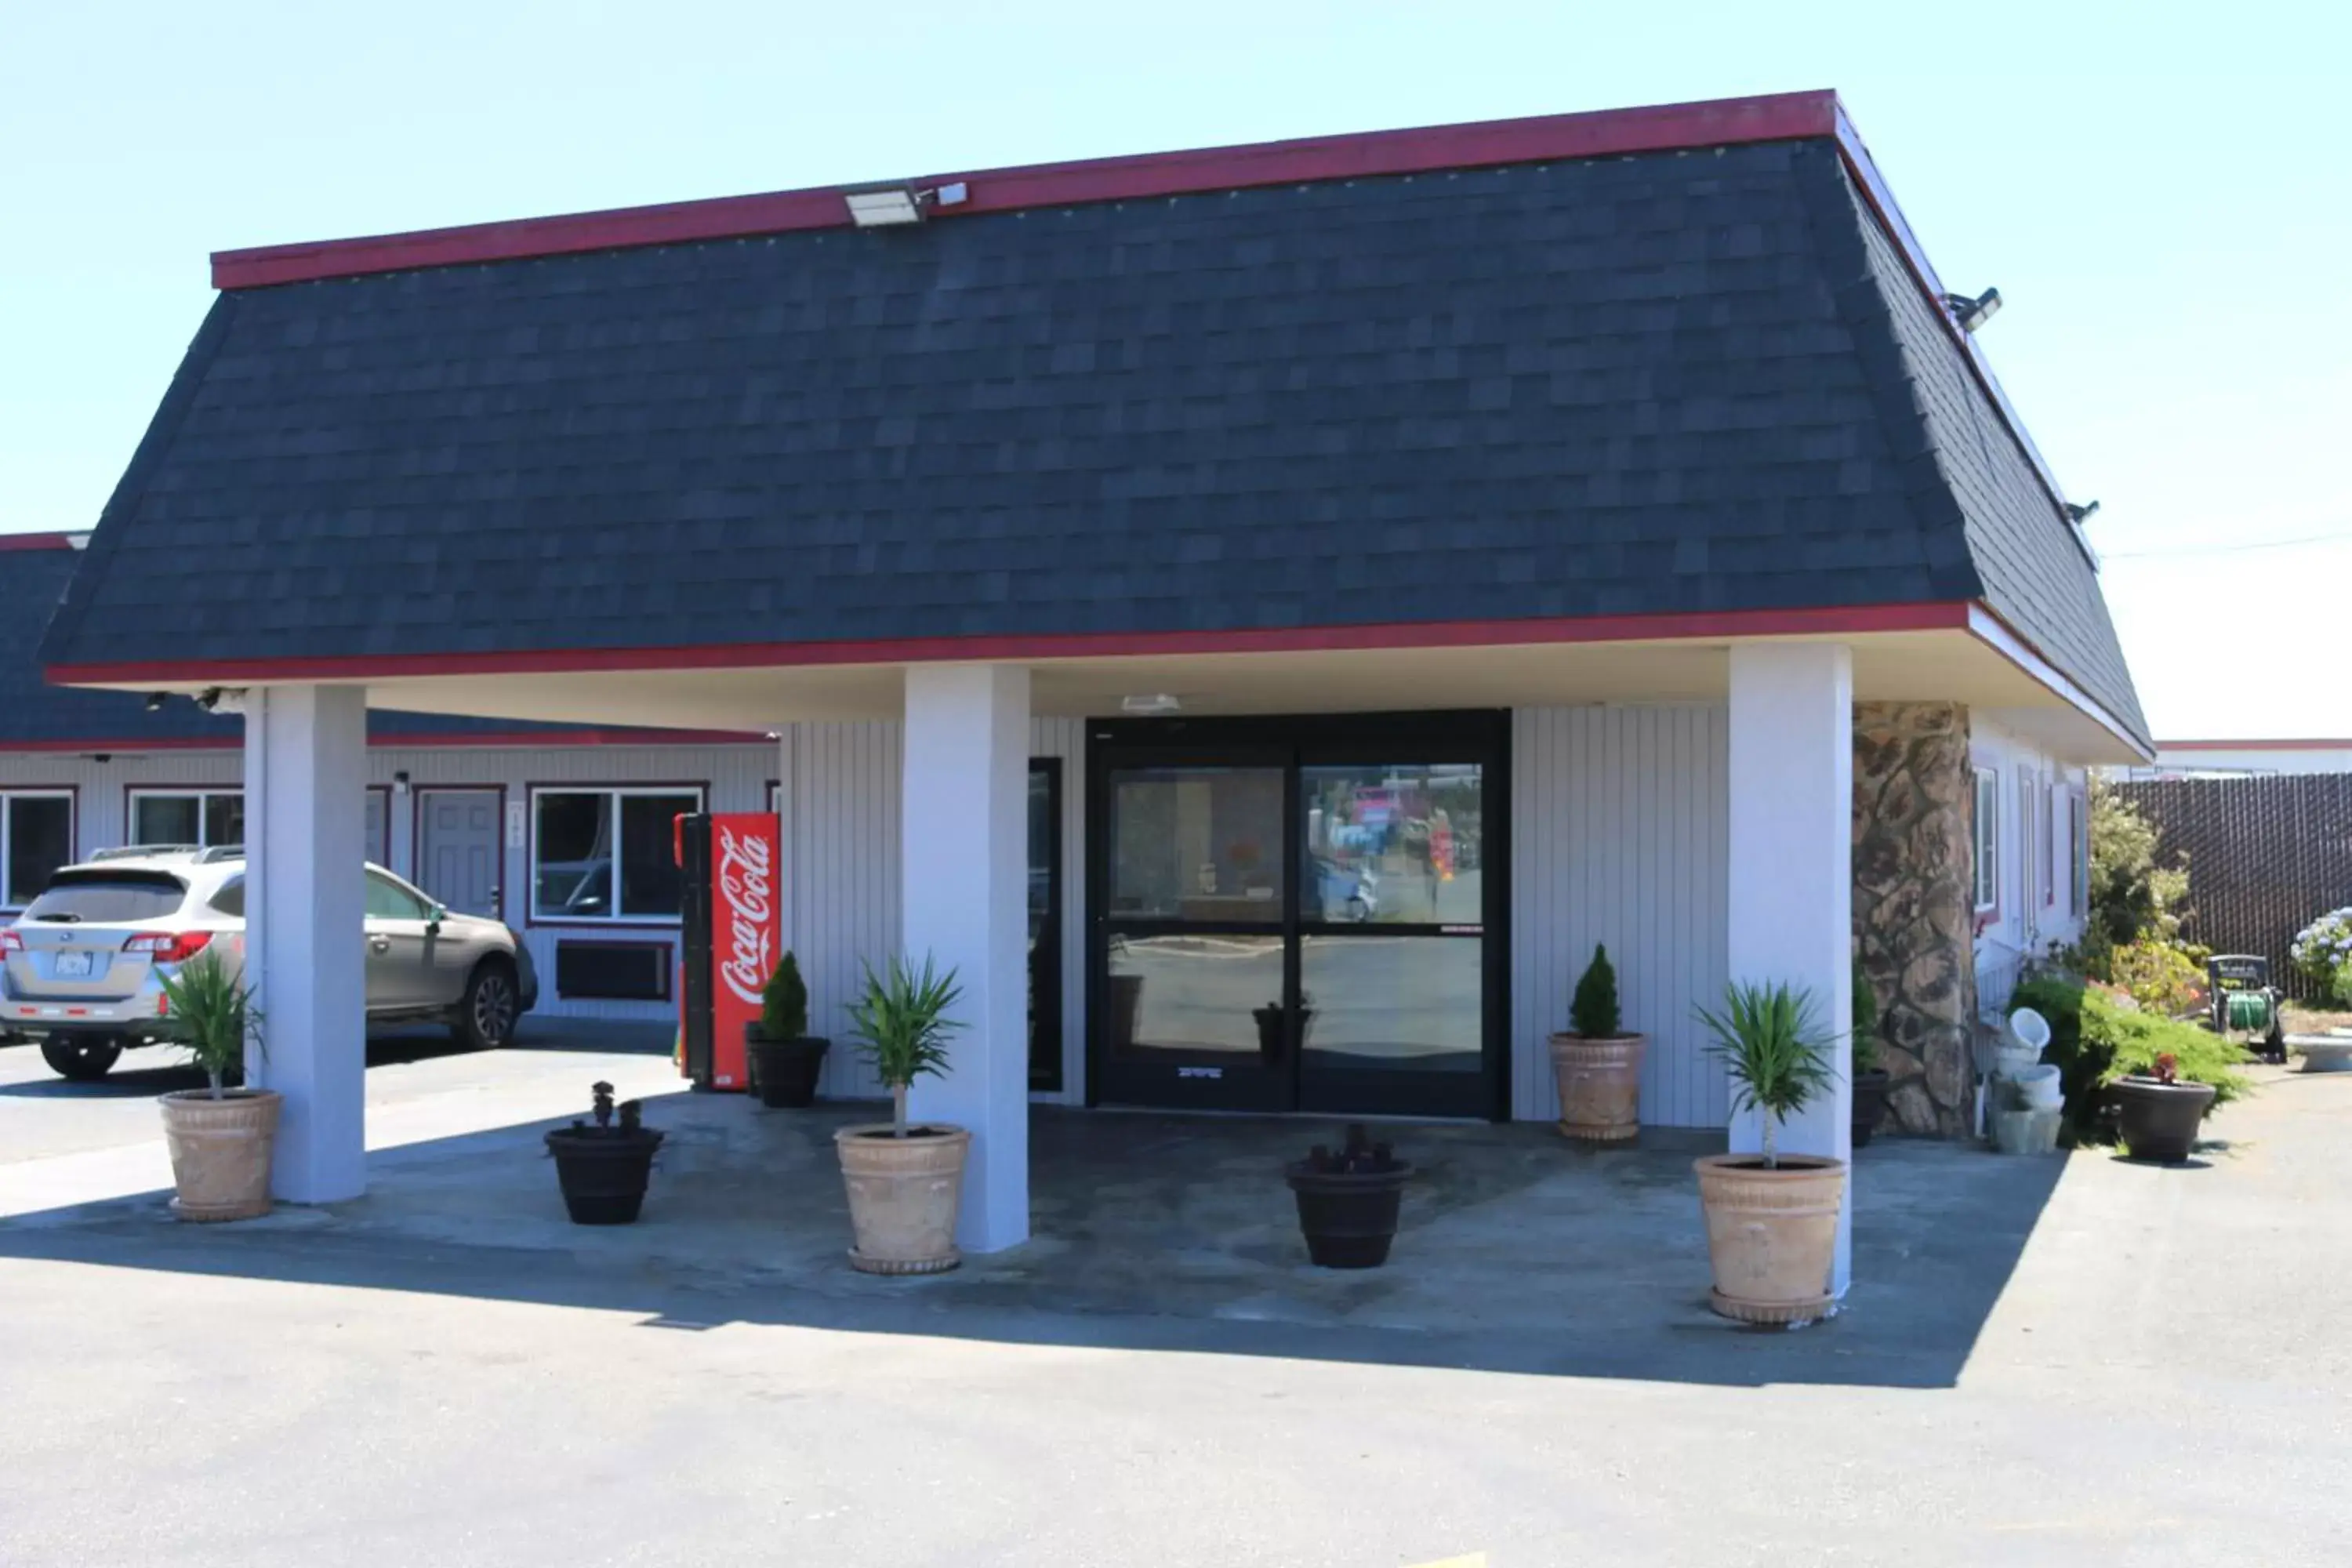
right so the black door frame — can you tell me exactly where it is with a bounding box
[1085,710,1510,1120]
[1029,758,1064,1093]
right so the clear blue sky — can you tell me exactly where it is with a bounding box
[4,2,2343,739]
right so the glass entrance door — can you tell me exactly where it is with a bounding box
[1088,714,1506,1119]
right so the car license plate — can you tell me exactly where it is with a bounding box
[53,950,96,978]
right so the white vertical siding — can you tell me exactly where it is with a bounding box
[773,717,1088,1105]
[1511,706,1730,1129]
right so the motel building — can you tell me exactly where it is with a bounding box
[23,90,2146,1298]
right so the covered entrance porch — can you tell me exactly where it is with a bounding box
[66,622,2145,1300]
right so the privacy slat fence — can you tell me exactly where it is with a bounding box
[2112,775,2352,1001]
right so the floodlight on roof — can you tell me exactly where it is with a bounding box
[843,181,971,228]
[1941,287,2002,332]
[2066,500,2100,524]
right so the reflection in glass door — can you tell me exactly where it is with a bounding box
[1088,716,1506,1120]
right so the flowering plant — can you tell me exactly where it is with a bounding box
[2289,907,2352,990]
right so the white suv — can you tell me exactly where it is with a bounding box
[2,847,537,1081]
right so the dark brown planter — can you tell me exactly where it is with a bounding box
[2111,1076,2216,1163]
[746,1027,829,1109]
[1285,1161,1411,1269]
[544,1125,664,1225]
[1850,1069,1893,1149]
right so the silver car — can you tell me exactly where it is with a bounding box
[2,846,537,1082]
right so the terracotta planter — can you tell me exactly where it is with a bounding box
[746,1028,829,1109]
[1850,1069,1893,1149]
[1693,1153,1846,1325]
[159,1089,281,1223]
[1548,1033,1646,1142]
[2111,1076,2216,1163]
[836,1123,970,1275]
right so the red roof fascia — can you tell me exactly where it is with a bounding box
[0,532,81,553]
[210,91,1841,289]
[45,600,1969,688]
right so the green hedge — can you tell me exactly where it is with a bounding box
[2007,977,2254,1135]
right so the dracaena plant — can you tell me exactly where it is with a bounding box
[845,954,964,1138]
[1695,980,1836,1169]
[156,948,263,1100]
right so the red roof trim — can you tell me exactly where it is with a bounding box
[45,601,1968,688]
[210,91,1841,289]
[0,532,81,554]
[0,729,767,754]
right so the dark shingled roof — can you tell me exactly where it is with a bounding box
[41,124,2146,746]
[0,540,655,746]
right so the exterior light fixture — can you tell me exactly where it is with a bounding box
[393,770,412,795]
[144,692,169,712]
[2066,500,2100,524]
[1120,694,1182,715]
[843,181,971,228]
[1941,288,2002,332]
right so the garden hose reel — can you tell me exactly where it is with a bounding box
[2208,954,2287,1062]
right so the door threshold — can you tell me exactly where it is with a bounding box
[1080,1102,1494,1127]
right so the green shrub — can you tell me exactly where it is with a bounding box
[1852,955,1882,1075]
[1569,945,1622,1038]
[760,951,810,1040]
[2107,938,2205,1018]
[2009,976,2252,1138]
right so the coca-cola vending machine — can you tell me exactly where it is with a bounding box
[675,812,780,1092]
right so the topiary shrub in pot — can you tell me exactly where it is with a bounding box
[835,954,970,1275]
[1548,944,1646,1142]
[746,950,829,1109]
[544,1081,665,1224]
[1693,980,1845,1325]
[1850,955,1892,1149]
[155,949,278,1223]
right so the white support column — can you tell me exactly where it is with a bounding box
[243,684,369,1203]
[1726,644,1854,1296]
[902,665,1031,1253]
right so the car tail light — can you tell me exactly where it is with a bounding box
[0,930,21,953]
[124,931,214,964]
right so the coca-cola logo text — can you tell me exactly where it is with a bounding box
[716,826,776,1007]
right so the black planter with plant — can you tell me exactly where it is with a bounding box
[1850,955,1892,1149]
[1285,1123,1411,1269]
[1253,995,1314,1064]
[746,950,829,1109]
[545,1081,665,1225]
[2110,1053,2216,1163]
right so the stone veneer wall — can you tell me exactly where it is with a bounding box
[1852,702,1978,1137]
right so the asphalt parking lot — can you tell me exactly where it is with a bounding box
[2,1033,2347,1566]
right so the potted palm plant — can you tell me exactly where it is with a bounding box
[746,951,829,1109]
[1548,944,1646,1142]
[155,949,278,1223]
[1693,980,1845,1324]
[1851,955,1892,1149]
[836,954,969,1275]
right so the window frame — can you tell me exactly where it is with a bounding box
[526,783,707,927]
[0,788,78,913]
[2071,787,2091,920]
[126,787,244,850]
[2039,774,2058,909]
[1971,768,2000,916]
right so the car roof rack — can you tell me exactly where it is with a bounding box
[87,844,202,861]
[194,844,246,864]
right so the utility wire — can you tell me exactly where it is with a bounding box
[2103,531,2352,561]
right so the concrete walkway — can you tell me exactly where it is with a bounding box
[2,1041,2346,1565]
